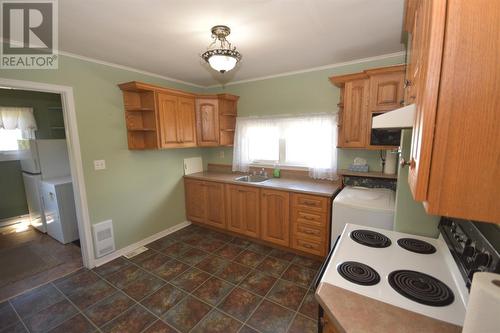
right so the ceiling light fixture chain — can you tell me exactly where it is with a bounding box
[201,25,242,73]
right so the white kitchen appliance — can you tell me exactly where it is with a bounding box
[331,186,395,247]
[40,177,79,244]
[319,223,469,326]
[20,139,71,233]
[315,218,500,330]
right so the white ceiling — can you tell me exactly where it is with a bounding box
[59,0,405,87]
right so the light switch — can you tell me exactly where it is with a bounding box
[94,160,106,170]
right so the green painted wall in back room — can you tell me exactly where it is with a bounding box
[203,53,406,172]
[0,89,64,220]
[0,54,205,250]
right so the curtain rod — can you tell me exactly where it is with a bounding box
[237,111,338,120]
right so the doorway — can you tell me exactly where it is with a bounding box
[0,79,93,301]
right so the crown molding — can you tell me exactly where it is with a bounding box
[57,50,405,89]
[207,51,406,88]
[58,51,206,89]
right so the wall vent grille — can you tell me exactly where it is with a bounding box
[92,220,115,258]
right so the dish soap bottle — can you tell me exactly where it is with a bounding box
[273,163,281,178]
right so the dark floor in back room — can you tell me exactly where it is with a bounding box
[0,224,322,333]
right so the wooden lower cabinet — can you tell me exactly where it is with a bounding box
[260,189,290,247]
[184,178,332,257]
[291,193,330,257]
[184,178,225,228]
[225,184,260,238]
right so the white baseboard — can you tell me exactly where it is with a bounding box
[93,221,191,267]
[0,215,30,227]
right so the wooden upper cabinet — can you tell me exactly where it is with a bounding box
[177,97,197,146]
[341,79,369,148]
[366,68,405,113]
[330,65,405,150]
[260,189,290,247]
[225,184,260,238]
[118,81,238,149]
[196,98,219,146]
[157,92,180,147]
[404,0,500,224]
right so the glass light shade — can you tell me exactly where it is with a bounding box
[208,55,237,73]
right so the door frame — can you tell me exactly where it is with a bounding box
[0,77,94,268]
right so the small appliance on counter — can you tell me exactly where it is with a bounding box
[315,217,500,332]
[40,177,79,244]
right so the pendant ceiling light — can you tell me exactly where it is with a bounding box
[201,25,242,73]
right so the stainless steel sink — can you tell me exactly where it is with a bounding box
[235,175,270,183]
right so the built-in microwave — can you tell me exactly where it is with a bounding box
[370,113,401,146]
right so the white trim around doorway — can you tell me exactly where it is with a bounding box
[0,78,95,268]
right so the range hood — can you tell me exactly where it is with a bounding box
[372,104,416,129]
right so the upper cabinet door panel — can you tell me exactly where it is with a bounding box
[369,71,405,112]
[177,97,197,146]
[196,98,219,146]
[341,79,369,148]
[157,92,179,147]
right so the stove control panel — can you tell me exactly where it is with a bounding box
[440,218,500,289]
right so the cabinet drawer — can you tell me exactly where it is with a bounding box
[294,209,327,228]
[294,222,324,242]
[292,193,328,213]
[292,237,325,257]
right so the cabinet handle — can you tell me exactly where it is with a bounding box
[404,79,412,88]
[303,201,316,206]
[303,243,313,249]
[400,158,411,167]
[400,100,405,106]
[303,216,315,221]
[304,230,318,235]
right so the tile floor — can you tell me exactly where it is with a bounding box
[0,222,82,302]
[0,224,322,333]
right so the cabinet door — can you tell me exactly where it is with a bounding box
[340,79,369,148]
[261,189,290,247]
[177,97,197,147]
[205,182,226,228]
[368,71,405,113]
[407,0,446,201]
[196,98,219,146]
[226,185,260,238]
[184,179,206,223]
[157,92,180,147]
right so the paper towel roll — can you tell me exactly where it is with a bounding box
[384,151,398,174]
[462,272,500,333]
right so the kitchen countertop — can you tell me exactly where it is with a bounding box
[184,171,340,197]
[315,283,462,333]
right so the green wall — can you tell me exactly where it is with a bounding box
[394,129,439,237]
[0,89,65,220]
[203,54,405,172]
[0,54,205,251]
[0,160,28,219]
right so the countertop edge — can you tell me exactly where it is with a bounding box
[315,282,462,333]
[183,172,339,197]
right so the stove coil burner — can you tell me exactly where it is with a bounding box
[337,261,380,286]
[388,270,454,307]
[397,238,437,254]
[350,229,392,248]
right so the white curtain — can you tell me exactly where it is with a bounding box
[0,107,37,139]
[232,113,338,180]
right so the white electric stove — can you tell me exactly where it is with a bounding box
[319,223,469,326]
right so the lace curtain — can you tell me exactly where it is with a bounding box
[0,106,37,139]
[232,113,338,180]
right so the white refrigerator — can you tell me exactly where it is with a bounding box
[20,139,71,233]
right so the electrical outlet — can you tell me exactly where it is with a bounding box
[219,151,225,159]
[94,160,106,170]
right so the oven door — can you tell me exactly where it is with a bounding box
[315,236,339,333]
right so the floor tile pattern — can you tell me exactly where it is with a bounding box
[1,224,322,332]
